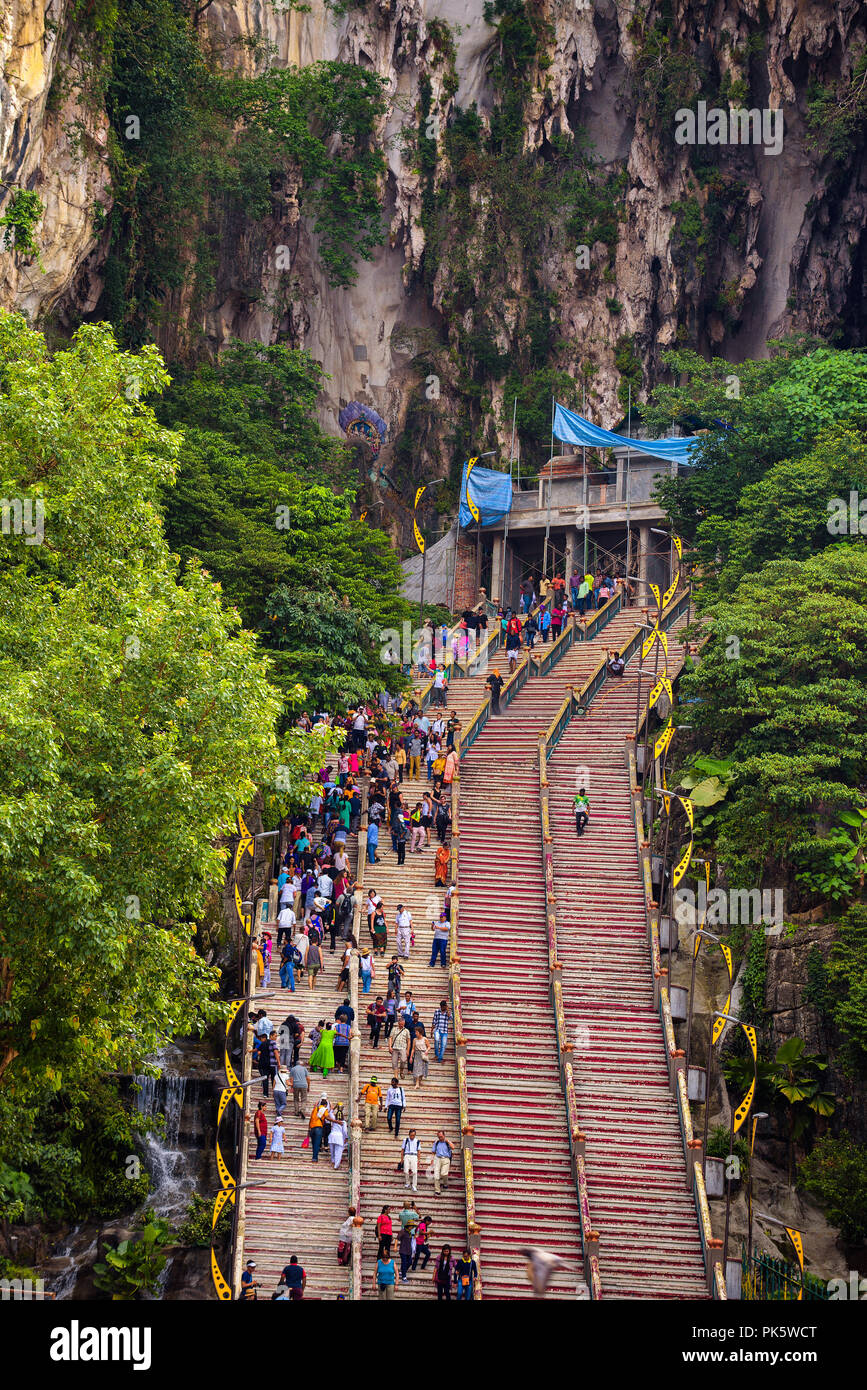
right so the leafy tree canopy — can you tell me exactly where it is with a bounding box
[675,546,867,895]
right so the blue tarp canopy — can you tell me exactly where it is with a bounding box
[459,460,513,528]
[554,402,700,466]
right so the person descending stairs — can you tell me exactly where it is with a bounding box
[356,760,467,1300]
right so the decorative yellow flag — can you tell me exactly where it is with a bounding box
[662,576,679,610]
[649,581,661,610]
[654,719,674,761]
[641,625,668,661]
[672,838,693,890]
[742,1024,757,1062]
[720,943,733,982]
[212,1185,235,1227]
[414,485,427,509]
[211,1246,233,1301]
[679,795,694,829]
[673,534,683,560]
[466,458,480,523]
[733,1076,755,1132]
[413,518,425,554]
[713,993,731,1046]
[786,1227,804,1272]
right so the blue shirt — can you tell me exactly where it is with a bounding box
[367,822,379,843]
[377,1258,396,1286]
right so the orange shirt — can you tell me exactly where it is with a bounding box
[363,1084,382,1105]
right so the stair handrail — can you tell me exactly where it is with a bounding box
[538,735,601,1299]
[448,775,482,1297]
[347,780,369,1300]
[625,738,727,1298]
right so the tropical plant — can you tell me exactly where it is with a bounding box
[772,1038,836,1181]
[93,1213,173,1299]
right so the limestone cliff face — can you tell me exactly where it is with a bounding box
[0,0,109,322]
[1,0,866,465]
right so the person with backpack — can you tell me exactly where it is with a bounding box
[333,1014,351,1072]
[386,1076,406,1138]
[359,949,375,994]
[455,1249,478,1301]
[279,938,298,992]
[361,1076,383,1130]
[412,1217,433,1271]
[398,1222,414,1284]
[272,1064,290,1119]
[367,995,387,1048]
[574,787,590,837]
[402,1128,422,1193]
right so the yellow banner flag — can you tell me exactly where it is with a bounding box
[466,458,480,524]
[680,795,694,829]
[786,1227,804,1271]
[649,581,661,610]
[720,943,733,982]
[414,485,427,509]
[662,577,679,610]
[712,992,732,1045]
[733,1076,755,1133]
[211,1246,233,1301]
[654,720,674,762]
[672,838,693,890]
[742,1024,758,1062]
[673,534,683,560]
[413,518,425,554]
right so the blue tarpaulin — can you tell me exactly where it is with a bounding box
[459,460,513,528]
[554,402,700,466]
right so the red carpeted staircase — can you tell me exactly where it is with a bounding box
[546,651,709,1298]
[453,616,639,1297]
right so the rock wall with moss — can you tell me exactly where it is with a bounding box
[2,0,867,529]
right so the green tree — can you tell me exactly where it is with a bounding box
[676,546,867,895]
[798,1132,867,1245]
[0,315,292,1207]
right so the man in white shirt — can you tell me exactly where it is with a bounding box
[402,1129,421,1194]
[395,905,412,959]
[277,903,296,945]
[386,1079,406,1137]
[317,870,334,900]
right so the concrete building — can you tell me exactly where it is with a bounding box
[465,444,681,612]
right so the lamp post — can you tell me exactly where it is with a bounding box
[414,479,445,666]
[713,1009,757,1289]
[747,1112,768,1262]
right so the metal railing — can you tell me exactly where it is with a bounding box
[538,737,601,1299]
[448,776,482,1297]
[625,737,727,1299]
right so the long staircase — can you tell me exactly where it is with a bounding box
[355,768,467,1299]
[454,614,639,1297]
[546,645,709,1298]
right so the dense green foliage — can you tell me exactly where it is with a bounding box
[675,547,867,895]
[0,314,336,1222]
[798,1132,867,1244]
[89,0,387,345]
[0,188,44,261]
[159,341,411,710]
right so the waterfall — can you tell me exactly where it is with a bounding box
[133,1052,195,1223]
